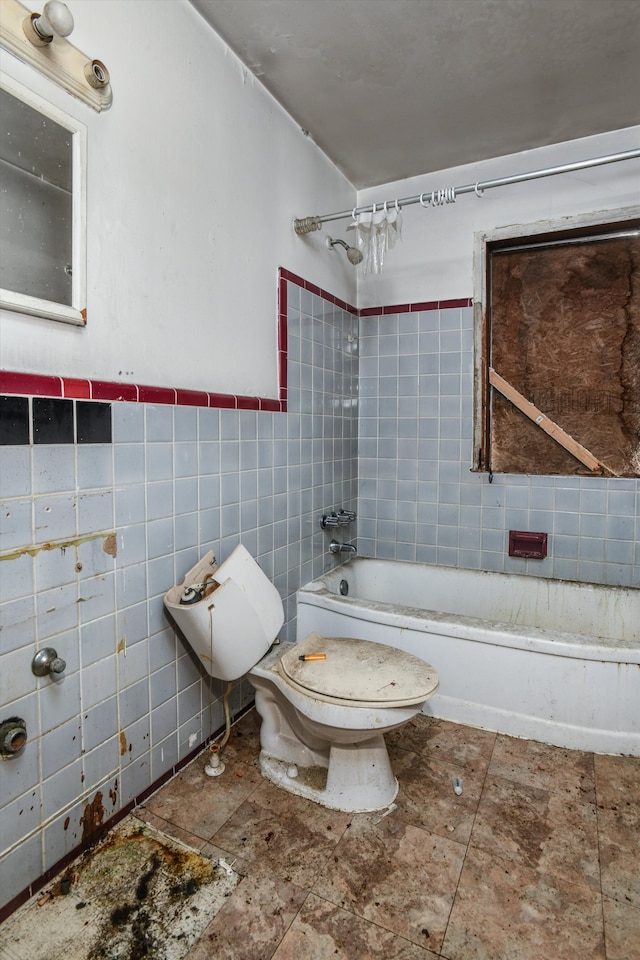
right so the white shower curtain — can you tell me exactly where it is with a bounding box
[348,203,402,274]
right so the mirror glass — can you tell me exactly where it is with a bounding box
[0,74,86,325]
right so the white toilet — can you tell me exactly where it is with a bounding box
[164,545,439,812]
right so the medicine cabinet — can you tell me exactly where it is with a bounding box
[0,72,87,325]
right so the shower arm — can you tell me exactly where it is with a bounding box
[293,149,640,233]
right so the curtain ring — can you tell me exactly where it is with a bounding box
[352,206,359,221]
[383,200,388,214]
[419,192,429,207]
[474,182,484,198]
[395,199,400,212]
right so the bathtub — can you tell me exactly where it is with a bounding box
[296,558,639,756]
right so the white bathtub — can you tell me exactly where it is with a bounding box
[296,558,640,756]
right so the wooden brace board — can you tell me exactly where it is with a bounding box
[488,368,617,476]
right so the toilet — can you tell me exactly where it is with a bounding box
[164,545,439,812]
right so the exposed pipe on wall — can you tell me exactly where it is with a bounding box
[293,148,640,234]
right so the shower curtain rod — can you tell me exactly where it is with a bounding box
[292,148,640,234]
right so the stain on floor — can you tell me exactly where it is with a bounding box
[1,817,239,960]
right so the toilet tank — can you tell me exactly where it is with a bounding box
[164,545,284,680]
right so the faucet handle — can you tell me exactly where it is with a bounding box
[338,509,356,524]
[32,647,66,677]
[321,513,340,528]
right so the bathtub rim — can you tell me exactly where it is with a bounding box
[298,563,639,665]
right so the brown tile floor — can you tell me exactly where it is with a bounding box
[134,710,640,960]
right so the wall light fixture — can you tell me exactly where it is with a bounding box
[0,0,112,111]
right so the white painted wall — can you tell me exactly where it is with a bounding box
[2,2,638,390]
[0,0,356,396]
[356,126,640,306]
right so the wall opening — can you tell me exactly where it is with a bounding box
[476,219,640,478]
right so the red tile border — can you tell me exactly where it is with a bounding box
[138,385,177,405]
[278,351,288,394]
[207,392,236,409]
[91,380,138,402]
[439,297,473,309]
[236,395,260,410]
[280,267,304,286]
[278,314,288,353]
[176,389,209,407]
[383,302,411,314]
[260,397,281,412]
[370,297,473,315]
[62,378,91,399]
[0,371,62,397]
[410,300,439,312]
[1,273,472,410]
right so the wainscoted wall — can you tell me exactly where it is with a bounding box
[358,304,639,586]
[0,274,358,914]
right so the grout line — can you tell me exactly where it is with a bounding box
[592,753,609,959]
[438,729,499,955]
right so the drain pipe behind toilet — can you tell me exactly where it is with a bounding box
[204,680,233,778]
[205,742,225,777]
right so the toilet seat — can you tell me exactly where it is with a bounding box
[278,632,439,709]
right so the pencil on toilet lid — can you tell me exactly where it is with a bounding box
[299,653,327,661]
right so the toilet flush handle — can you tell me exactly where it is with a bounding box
[32,647,66,677]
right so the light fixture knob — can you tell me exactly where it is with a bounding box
[36,0,74,39]
[23,0,74,45]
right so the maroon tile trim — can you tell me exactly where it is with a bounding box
[91,380,138,402]
[260,397,281,412]
[410,301,439,312]
[207,392,236,409]
[138,385,177,405]
[278,312,288,353]
[176,389,209,407]
[62,378,91,399]
[0,371,62,397]
[278,352,288,398]
[439,297,473,309]
[383,303,411,314]
[364,297,473,316]
[236,395,259,410]
[279,266,305,286]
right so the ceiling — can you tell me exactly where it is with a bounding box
[190,0,640,189]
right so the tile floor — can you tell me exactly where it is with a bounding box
[132,709,639,960]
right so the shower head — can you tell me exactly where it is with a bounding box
[326,236,363,266]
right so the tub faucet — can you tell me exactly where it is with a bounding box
[329,539,357,555]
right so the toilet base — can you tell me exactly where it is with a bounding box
[258,734,399,813]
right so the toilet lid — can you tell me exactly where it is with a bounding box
[279,633,439,707]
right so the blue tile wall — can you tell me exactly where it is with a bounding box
[0,281,358,911]
[357,305,639,587]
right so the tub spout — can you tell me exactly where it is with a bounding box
[329,540,357,555]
